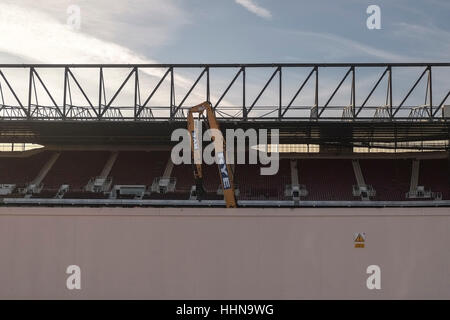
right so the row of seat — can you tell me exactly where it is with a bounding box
[0,151,448,201]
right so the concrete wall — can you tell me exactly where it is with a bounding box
[0,207,449,299]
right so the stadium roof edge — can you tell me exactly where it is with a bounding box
[0,63,450,68]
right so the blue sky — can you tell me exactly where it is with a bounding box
[1,0,449,64]
[0,0,448,116]
[159,0,450,63]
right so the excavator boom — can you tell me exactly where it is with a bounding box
[187,101,237,208]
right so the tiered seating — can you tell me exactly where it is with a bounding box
[0,151,52,185]
[1,149,448,203]
[360,159,411,201]
[419,159,450,200]
[171,163,221,198]
[42,151,110,192]
[33,190,58,198]
[109,151,168,185]
[202,164,221,193]
[171,161,290,201]
[299,159,356,201]
[171,164,194,194]
[235,159,290,200]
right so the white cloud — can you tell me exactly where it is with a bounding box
[0,1,189,64]
[391,23,450,60]
[286,29,418,62]
[393,22,450,42]
[235,0,272,20]
[0,2,228,109]
[0,3,151,65]
[1,0,189,50]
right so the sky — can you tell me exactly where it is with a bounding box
[1,0,450,64]
[0,0,449,116]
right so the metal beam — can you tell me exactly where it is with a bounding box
[392,68,428,117]
[67,69,99,117]
[100,68,136,117]
[171,67,207,117]
[318,67,352,118]
[281,67,315,117]
[247,67,280,115]
[32,69,63,117]
[0,63,449,68]
[433,90,450,117]
[214,67,243,110]
[0,63,447,122]
[0,70,29,117]
[355,67,388,117]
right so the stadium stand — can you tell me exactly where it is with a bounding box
[234,159,291,200]
[298,159,356,201]
[170,164,195,195]
[360,159,412,201]
[0,149,448,203]
[419,159,450,200]
[42,151,111,191]
[0,63,448,208]
[0,151,52,186]
[109,151,169,185]
[168,163,223,199]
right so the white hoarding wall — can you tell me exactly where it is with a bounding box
[0,207,449,299]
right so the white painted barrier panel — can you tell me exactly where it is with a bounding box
[0,207,449,299]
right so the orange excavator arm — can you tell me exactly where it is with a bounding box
[187,101,237,208]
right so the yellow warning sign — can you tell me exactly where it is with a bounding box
[354,233,365,248]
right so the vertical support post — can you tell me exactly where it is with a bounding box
[134,67,139,120]
[351,66,356,118]
[98,67,103,118]
[170,67,174,120]
[243,67,247,120]
[28,67,34,117]
[206,67,210,102]
[388,66,393,119]
[63,67,68,119]
[278,66,282,119]
[428,66,433,119]
[314,66,319,119]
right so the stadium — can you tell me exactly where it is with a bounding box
[0,63,449,299]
